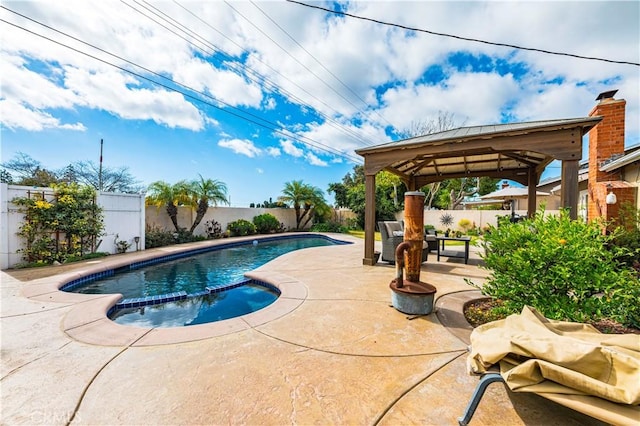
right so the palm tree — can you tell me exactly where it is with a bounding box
[186,175,229,234]
[146,180,189,232]
[279,180,327,230]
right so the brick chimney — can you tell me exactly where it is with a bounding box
[587,90,628,222]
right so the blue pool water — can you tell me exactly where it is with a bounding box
[111,283,280,327]
[64,235,347,327]
[71,236,338,298]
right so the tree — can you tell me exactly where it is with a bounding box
[328,166,404,229]
[145,180,190,232]
[0,169,13,184]
[398,111,498,209]
[1,152,142,193]
[69,160,143,193]
[396,111,459,139]
[328,182,348,208]
[1,152,61,187]
[1,152,43,180]
[185,175,229,234]
[278,180,328,229]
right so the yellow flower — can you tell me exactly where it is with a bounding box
[34,200,52,209]
[558,238,567,245]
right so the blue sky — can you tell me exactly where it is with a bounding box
[1,1,639,206]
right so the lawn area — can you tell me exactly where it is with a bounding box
[348,230,381,241]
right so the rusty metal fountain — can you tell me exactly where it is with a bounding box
[389,191,437,315]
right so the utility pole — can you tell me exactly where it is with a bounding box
[98,139,103,191]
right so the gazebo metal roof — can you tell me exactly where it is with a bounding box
[356,117,601,187]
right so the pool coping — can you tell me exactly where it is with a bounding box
[21,233,347,347]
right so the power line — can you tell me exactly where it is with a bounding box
[224,1,373,127]
[219,1,379,146]
[286,0,640,67]
[155,0,375,147]
[249,0,394,130]
[0,9,363,163]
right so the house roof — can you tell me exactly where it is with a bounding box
[600,147,640,172]
[356,116,601,187]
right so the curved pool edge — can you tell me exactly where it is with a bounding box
[22,233,345,347]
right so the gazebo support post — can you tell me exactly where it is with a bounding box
[363,172,377,265]
[527,168,538,218]
[561,159,579,220]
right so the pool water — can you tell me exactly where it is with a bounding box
[110,283,280,327]
[72,237,336,299]
[66,235,347,328]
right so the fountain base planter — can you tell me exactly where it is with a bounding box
[389,279,437,315]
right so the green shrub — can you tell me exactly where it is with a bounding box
[227,219,256,236]
[610,202,640,272]
[145,225,205,248]
[253,213,281,234]
[477,209,640,328]
[12,183,104,264]
[310,221,348,233]
[458,218,472,231]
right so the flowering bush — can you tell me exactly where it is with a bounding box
[12,183,104,265]
[477,209,640,328]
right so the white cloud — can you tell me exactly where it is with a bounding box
[63,67,205,130]
[263,97,277,110]
[306,152,328,167]
[218,138,262,157]
[280,139,303,157]
[266,147,281,157]
[0,99,86,131]
[256,168,264,174]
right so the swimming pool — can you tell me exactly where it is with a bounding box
[61,235,349,327]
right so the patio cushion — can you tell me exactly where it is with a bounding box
[385,221,403,236]
[468,306,640,405]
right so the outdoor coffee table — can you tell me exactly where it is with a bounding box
[436,236,471,264]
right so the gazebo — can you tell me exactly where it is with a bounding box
[355,117,602,265]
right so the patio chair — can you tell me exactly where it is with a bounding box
[424,228,438,252]
[378,221,428,264]
[459,306,640,426]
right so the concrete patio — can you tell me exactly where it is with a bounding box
[1,234,604,425]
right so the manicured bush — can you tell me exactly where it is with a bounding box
[477,209,640,328]
[253,213,281,234]
[227,219,256,237]
[145,225,205,248]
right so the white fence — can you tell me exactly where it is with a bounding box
[397,209,561,231]
[0,184,145,269]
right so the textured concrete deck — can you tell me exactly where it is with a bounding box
[1,234,604,425]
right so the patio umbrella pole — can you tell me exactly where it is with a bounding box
[389,191,437,315]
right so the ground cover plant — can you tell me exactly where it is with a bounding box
[469,209,640,330]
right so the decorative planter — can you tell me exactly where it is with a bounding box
[390,280,437,315]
